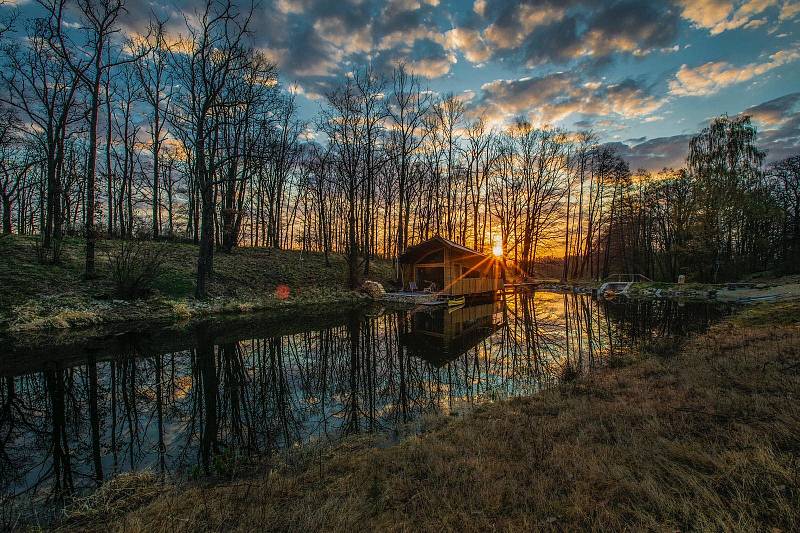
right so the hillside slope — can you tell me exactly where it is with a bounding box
[0,235,394,332]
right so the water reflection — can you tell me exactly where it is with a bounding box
[0,292,729,523]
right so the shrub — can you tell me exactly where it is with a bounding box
[107,239,170,299]
[31,235,62,264]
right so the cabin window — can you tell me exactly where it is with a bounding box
[462,265,481,278]
[415,266,444,291]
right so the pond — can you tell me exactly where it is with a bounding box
[0,291,731,525]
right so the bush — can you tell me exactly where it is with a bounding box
[31,235,63,264]
[106,239,170,299]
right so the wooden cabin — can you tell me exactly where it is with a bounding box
[399,236,503,296]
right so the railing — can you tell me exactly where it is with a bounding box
[448,278,503,295]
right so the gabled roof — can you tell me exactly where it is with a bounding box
[399,235,488,264]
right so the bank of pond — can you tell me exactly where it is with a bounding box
[0,290,733,527]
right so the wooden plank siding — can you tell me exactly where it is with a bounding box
[448,278,503,295]
[400,237,503,296]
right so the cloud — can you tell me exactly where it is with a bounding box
[314,17,373,56]
[382,0,439,18]
[679,0,779,34]
[445,28,491,63]
[474,73,664,126]
[611,92,800,170]
[483,4,564,49]
[578,1,681,57]
[669,49,800,96]
[780,0,800,20]
[743,92,800,125]
[394,39,457,78]
[759,114,800,160]
[742,92,800,160]
[607,135,694,170]
[41,0,800,122]
[467,0,680,68]
[678,0,734,32]
[379,25,444,51]
[405,56,453,78]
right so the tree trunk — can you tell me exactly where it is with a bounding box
[348,183,359,289]
[152,113,160,238]
[1,195,11,234]
[196,183,215,298]
[85,70,102,277]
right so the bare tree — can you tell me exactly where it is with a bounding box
[386,64,430,272]
[47,0,147,275]
[319,76,366,288]
[0,112,25,233]
[169,0,254,298]
[1,20,81,258]
[134,18,172,239]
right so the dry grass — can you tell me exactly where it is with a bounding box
[70,303,800,532]
[63,472,164,525]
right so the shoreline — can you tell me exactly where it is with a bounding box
[52,298,800,532]
[1,288,372,335]
[5,278,799,339]
[0,292,380,359]
[516,277,800,303]
[0,235,395,337]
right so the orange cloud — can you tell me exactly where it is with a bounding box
[475,74,664,127]
[669,49,800,96]
[679,0,779,34]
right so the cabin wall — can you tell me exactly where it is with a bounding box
[400,243,503,295]
[444,248,454,294]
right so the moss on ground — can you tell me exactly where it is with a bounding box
[0,235,394,332]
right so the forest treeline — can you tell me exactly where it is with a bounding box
[0,0,798,296]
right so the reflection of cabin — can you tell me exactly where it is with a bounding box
[402,301,503,366]
[399,236,503,296]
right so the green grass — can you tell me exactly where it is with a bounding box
[730,299,800,327]
[0,234,394,332]
[150,269,195,298]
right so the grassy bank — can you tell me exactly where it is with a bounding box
[65,300,800,532]
[0,235,394,333]
[626,275,800,302]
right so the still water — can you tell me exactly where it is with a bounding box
[0,291,730,522]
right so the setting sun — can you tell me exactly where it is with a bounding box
[492,241,503,257]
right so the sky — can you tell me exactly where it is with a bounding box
[4,0,800,170]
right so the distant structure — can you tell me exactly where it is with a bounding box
[399,236,504,296]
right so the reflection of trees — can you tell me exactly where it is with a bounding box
[604,298,728,345]
[46,365,73,497]
[196,327,218,473]
[0,294,730,520]
[88,356,102,484]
